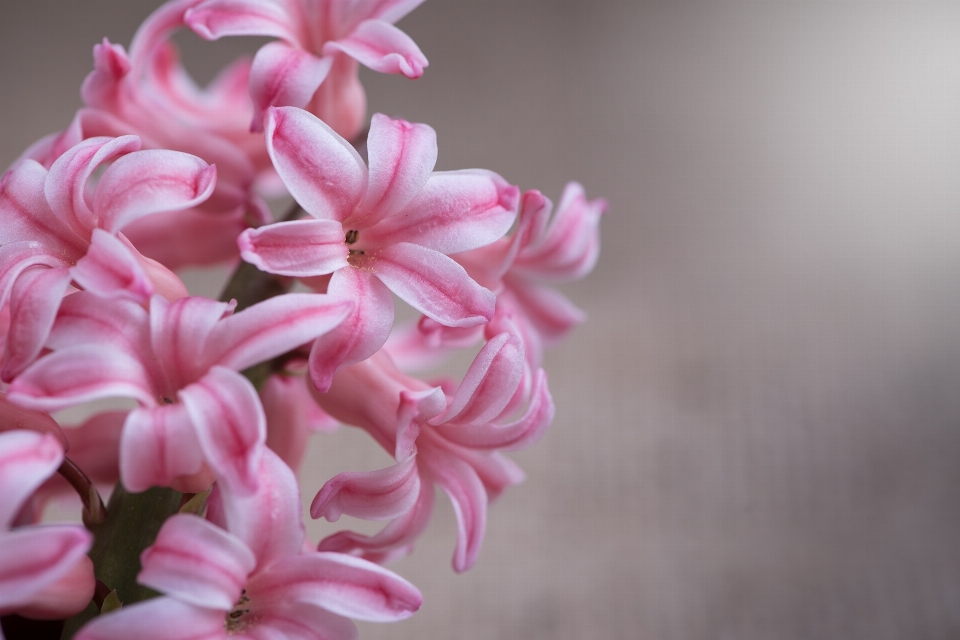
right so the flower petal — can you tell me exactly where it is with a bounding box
[265,107,367,221]
[149,295,234,388]
[74,597,225,640]
[0,526,91,613]
[248,552,421,622]
[1,267,73,381]
[139,514,255,610]
[436,332,524,426]
[179,366,266,495]
[71,229,154,303]
[249,43,333,132]
[119,403,206,493]
[364,169,519,254]
[238,219,349,277]
[0,430,63,527]
[185,0,299,42]
[324,20,427,78]
[371,243,495,327]
[310,456,420,522]
[420,448,487,572]
[93,149,217,234]
[353,113,436,225]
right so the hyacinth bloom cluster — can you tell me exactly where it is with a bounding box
[0,1,603,638]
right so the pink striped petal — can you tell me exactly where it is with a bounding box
[238,219,348,277]
[307,269,393,393]
[437,369,554,451]
[44,136,141,238]
[436,333,524,426]
[0,526,92,611]
[71,229,153,302]
[139,514,255,610]
[265,107,367,220]
[420,449,487,572]
[261,375,313,472]
[372,243,495,327]
[46,292,152,354]
[0,160,84,252]
[365,169,519,255]
[149,295,234,388]
[248,552,421,622]
[13,554,94,619]
[0,242,69,312]
[119,403,205,493]
[246,601,358,640]
[93,150,217,234]
[215,448,305,568]
[395,387,445,462]
[324,20,427,78]
[354,113,436,225]
[0,395,66,446]
[249,43,333,132]
[0,430,63,527]
[74,597,225,640]
[8,344,155,411]
[185,0,299,42]
[1,267,73,380]
[179,366,266,495]
[310,456,420,522]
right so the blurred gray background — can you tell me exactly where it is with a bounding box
[3,1,960,638]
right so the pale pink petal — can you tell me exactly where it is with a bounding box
[71,229,154,302]
[119,404,205,493]
[324,20,426,78]
[249,43,333,132]
[214,448,304,568]
[8,345,155,411]
[13,555,95,620]
[0,526,91,611]
[353,113,436,225]
[185,0,298,42]
[238,219,348,277]
[94,150,217,233]
[436,369,554,451]
[59,411,126,487]
[0,395,66,446]
[45,292,152,354]
[364,170,519,255]
[0,243,69,312]
[371,243,495,327]
[139,514,256,610]
[306,55,366,140]
[1,267,73,380]
[307,269,393,393]
[265,107,367,220]
[394,387,445,462]
[44,136,141,238]
[261,375,313,471]
[149,295,235,388]
[0,430,63,527]
[0,160,83,256]
[317,478,434,561]
[179,366,266,495]
[310,456,420,522]
[80,39,130,109]
[246,601,357,640]
[436,333,524,426]
[248,552,421,622]
[455,449,526,502]
[74,597,225,640]
[504,278,586,345]
[122,207,249,270]
[420,449,487,572]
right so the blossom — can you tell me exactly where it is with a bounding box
[0,134,214,379]
[185,0,429,137]
[0,430,94,623]
[75,448,421,640]
[239,107,518,390]
[310,332,553,572]
[8,291,352,494]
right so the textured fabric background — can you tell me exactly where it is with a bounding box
[2,2,960,638]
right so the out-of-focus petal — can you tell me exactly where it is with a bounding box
[504,278,586,345]
[1,267,73,381]
[0,395,65,446]
[14,554,94,620]
[74,596,225,640]
[179,366,265,495]
[0,431,63,527]
[310,456,420,522]
[248,600,358,640]
[149,295,234,387]
[324,20,427,78]
[336,0,427,30]
[139,514,255,610]
[248,552,421,622]
[372,243,495,327]
[265,107,367,220]
[364,169,518,255]
[307,269,393,393]
[261,374,313,471]
[0,526,91,612]
[354,113,436,225]
[420,449,487,572]
[93,150,216,233]
[185,0,298,42]
[249,43,333,132]
[238,219,349,277]
[119,403,205,493]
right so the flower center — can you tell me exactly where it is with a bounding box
[224,589,254,634]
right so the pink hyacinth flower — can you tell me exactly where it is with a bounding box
[185,0,429,137]
[0,430,94,623]
[75,448,421,640]
[239,107,519,390]
[27,0,274,268]
[8,291,352,495]
[0,134,213,379]
[310,331,554,572]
